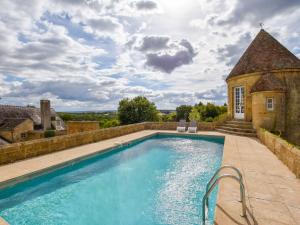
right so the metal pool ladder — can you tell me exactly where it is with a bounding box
[202,165,246,224]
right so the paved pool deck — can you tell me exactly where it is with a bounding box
[0,130,299,225]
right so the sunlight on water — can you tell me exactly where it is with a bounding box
[156,139,220,225]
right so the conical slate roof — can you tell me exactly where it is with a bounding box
[250,73,286,93]
[227,29,300,80]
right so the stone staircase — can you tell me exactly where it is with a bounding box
[216,120,257,137]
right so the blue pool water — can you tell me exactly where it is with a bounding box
[0,134,224,225]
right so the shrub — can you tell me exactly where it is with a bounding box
[205,117,214,122]
[196,102,227,121]
[213,113,228,122]
[102,119,120,128]
[161,112,177,122]
[44,130,55,138]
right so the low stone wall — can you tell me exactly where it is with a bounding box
[66,121,100,134]
[26,130,67,141]
[257,128,300,178]
[0,123,146,165]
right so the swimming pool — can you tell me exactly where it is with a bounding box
[0,133,224,225]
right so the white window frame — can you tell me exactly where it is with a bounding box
[266,97,274,111]
[234,86,245,119]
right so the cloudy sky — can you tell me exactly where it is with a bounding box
[0,0,299,111]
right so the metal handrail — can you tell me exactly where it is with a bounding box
[206,165,243,205]
[202,174,246,224]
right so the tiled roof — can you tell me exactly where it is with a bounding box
[0,105,65,128]
[0,105,41,125]
[227,29,300,80]
[251,73,286,93]
[0,118,29,131]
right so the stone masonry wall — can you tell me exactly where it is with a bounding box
[251,91,285,131]
[26,130,67,141]
[66,121,100,134]
[279,71,300,145]
[13,119,34,142]
[257,128,300,178]
[227,73,261,121]
[227,69,300,146]
[0,123,146,165]
[0,119,34,143]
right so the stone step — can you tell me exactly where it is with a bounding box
[216,128,257,137]
[225,121,253,128]
[225,120,252,125]
[217,126,256,133]
[223,123,253,129]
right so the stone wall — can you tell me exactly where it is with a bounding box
[14,119,34,142]
[66,121,100,134]
[0,131,12,143]
[257,128,300,178]
[0,119,34,143]
[227,72,261,121]
[227,69,300,145]
[26,130,67,141]
[251,91,285,131]
[278,71,300,145]
[0,123,146,165]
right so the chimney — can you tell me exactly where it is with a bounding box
[40,99,51,130]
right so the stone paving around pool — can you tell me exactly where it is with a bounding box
[216,132,300,225]
[0,130,299,225]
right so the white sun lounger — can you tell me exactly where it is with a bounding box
[177,120,186,132]
[188,120,197,133]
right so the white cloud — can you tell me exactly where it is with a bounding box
[0,0,299,110]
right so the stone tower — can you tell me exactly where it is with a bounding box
[226,29,300,145]
[40,99,51,130]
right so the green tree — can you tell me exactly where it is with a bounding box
[198,101,204,106]
[189,107,201,121]
[162,112,177,122]
[193,102,227,122]
[118,96,159,124]
[176,105,192,121]
[102,119,120,128]
[200,103,219,119]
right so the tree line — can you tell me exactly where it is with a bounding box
[59,96,227,128]
[117,96,227,124]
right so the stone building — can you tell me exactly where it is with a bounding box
[226,29,300,145]
[0,118,33,142]
[0,100,65,144]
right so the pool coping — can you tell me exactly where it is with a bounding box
[1,130,300,224]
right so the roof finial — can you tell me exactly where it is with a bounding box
[259,22,264,30]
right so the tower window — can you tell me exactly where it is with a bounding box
[266,98,274,111]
